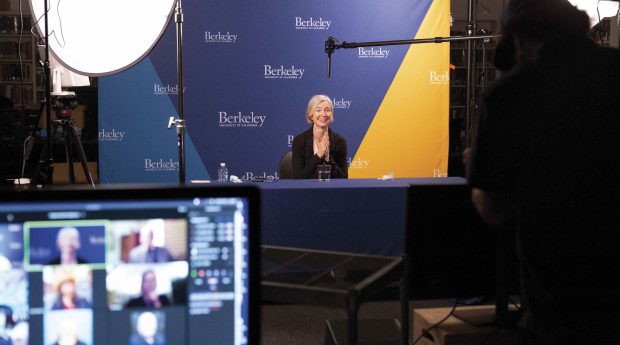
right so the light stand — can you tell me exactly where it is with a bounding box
[41,0,54,184]
[465,0,477,149]
[32,0,95,188]
[167,0,186,185]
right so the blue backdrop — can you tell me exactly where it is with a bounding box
[99,0,442,182]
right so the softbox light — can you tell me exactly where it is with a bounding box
[30,0,176,76]
[568,0,620,26]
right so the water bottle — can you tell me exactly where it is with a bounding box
[217,163,228,182]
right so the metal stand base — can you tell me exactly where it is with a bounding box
[55,118,95,187]
[31,118,94,187]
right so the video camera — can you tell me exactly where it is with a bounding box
[50,93,79,119]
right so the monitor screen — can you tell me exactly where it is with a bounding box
[0,185,260,345]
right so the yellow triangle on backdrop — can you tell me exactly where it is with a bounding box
[350,0,450,178]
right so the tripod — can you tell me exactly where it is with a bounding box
[31,95,95,187]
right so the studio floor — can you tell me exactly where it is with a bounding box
[261,300,456,345]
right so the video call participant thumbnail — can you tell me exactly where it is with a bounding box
[128,224,173,264]
[51,277,91,310]
[125,270,171,309]
[129,311,166,345]
[47,228,88,265]
[51,318,87,345]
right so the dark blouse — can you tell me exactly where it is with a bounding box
[291,127,348,179]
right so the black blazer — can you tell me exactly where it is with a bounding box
[291,127,348,179]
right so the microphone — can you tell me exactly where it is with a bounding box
[325,37,337,78]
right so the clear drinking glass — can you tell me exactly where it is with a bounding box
[318,164,331,181]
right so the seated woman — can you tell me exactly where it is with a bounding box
[292,95,348,179]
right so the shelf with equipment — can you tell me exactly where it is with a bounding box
[0,8,40,108]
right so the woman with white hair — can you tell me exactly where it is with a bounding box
[291,95,348,179]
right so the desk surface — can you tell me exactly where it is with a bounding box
[255,177,466,189]
[258,177,467,256]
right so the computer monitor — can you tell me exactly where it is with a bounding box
[0,185,260,345]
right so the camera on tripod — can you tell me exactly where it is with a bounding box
[32,90,94,187]
[51,93,79,119]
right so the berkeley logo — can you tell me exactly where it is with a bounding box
[153,84,186,95]
[144,158,179,171]
[264,65,305,79]
[219,111,266,128]
[98,128,125,141]
[204,31,238,43]
[242,171,279,181]
[332,97,351,109]
[429,71,450,85]
[358,47,390,59]
[348,157,370,169]
[295,17,331,30]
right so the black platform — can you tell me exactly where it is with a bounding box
[261,245,408,345]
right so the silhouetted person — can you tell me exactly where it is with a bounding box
[0,96,13,110]
[468,0,620,344]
